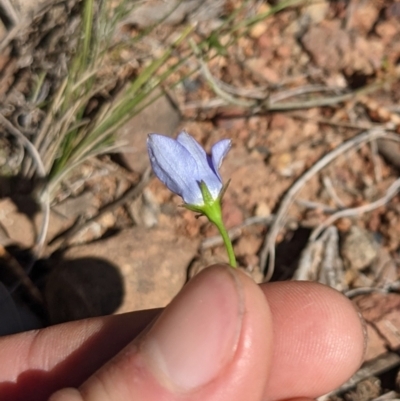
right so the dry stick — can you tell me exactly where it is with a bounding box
[344,281,400,298]
[296,199,337,213]
[288,111,380,131]
[203,76,335,101]
[0,0,19,25]
[51,167,152,249]
[370,138,383,183]
[0,114,46,176]
[310,176,400,242]
[320,226,343,290]
[269,85,343,103]
[322,176,346,209]
[189,39,255,108]
[0,245,44,305]
[184,74,389,113]
[319,352,400,401]
[201,216,274,250]
[260,129,400,281]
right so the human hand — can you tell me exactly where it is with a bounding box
[0,264,365,401]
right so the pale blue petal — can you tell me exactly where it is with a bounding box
[147,134,203,204]
[210,139,231,180]
[176,131,210,173]
[148,132,231,205]
[201,170,223,198]
[203,178,223,199]
[177,131,225,197]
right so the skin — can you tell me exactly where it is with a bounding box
[0,264,366,401]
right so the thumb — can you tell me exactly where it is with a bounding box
[49,265,273,401]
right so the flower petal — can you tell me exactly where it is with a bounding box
[210,139,231,180]
[176,131,210,173]
[177,131,225,197]
[147,134,203,204]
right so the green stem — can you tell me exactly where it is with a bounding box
[188,182,237,268]
[213,219,237,268]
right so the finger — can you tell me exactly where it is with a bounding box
[50,265,273,401]
[0,267,366,401]
[260,281,366,401]
[0,308,160,401]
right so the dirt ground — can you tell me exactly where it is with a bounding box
[2,0,400,399]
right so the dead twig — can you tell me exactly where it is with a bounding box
[370,138,383,183]
[189,39,255,108]
[0,245,44,306]
[310,176,400,241]
[288,111,379,131]
[201,215,274,250]
[322,176,346,209]
[344,280,400,298]
[0,114,45,176]
[183,79,388,113]
[269,85,344,104]
[296,199,337,213]
[260,129,400,281]
[0,0,19,25]
[318,353,400,401]
[50,167,152,249]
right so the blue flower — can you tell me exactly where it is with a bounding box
[147,131,231,205]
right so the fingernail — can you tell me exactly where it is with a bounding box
[142,266,243,391]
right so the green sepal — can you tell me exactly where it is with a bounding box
[183,203,205,214]
[182,180,237,268]
[199,180,214,205]
[183,181,223,222]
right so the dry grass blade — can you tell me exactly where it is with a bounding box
[310,176,400,242]
[260,129,400,282]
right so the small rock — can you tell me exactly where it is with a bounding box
[128,188,160,228]
[249,22,268,39]
[52,191,98,219]
[0,198,35,248]
[375,310,400,350]
[121,0,226,28]
[254,201,271,218]
[269,113,292,130]
[303,2,329,25]
[341,226,378,271]
[270,152,304,177]
[372,248,398,287]
[45,227,199,323]
[375,20,399,44]
[347,2,379,34]
[116,90,181,173]
[301,20,383,77]
[348,377,381,401]
[363,323,387,361]
[301,20,350,71]
[355,292,400,322]
[245,58,280,83]
[235,234,262,257]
